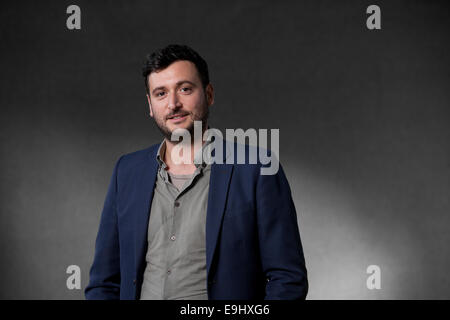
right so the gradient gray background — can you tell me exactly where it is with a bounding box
[0,0,449,299]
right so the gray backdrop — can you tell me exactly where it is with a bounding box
[0,0,449,299]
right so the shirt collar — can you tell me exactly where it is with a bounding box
[155,127,214,170]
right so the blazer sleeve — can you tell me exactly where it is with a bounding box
[256,162,308,300]
[85,156,123,300]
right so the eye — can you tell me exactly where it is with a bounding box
[155,91,165,97]
[180,87,192,93]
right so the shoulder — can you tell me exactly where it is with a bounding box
[115,143,161,172]
[220,139,280,177]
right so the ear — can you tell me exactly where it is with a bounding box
[205,83,214,106]
[146,94,154,117]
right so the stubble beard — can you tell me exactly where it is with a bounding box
[154,103,209,144]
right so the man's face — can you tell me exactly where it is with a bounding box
[146,60,214,141]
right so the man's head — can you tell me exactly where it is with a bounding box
[142,44,214,141]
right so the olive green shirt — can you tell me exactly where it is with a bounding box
[140,139,212,300]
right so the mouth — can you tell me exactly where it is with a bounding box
[167,113,189,123]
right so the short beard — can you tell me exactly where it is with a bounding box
[154,104,209,144]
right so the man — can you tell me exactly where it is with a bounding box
[85,44,308,300]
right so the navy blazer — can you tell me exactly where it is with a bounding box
[85,140,308,300]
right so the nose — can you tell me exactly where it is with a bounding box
[167,90,181,110]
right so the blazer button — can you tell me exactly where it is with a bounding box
[133,279,136,285]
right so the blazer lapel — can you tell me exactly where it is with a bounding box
[135,145,160,279]
[205,140,234,277]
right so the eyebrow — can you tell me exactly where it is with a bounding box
[151,80,197,95]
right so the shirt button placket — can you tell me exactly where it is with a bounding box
[166,200,178,287]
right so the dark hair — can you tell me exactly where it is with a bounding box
[142,44,210,95]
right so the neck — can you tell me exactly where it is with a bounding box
[163,124,208,172]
